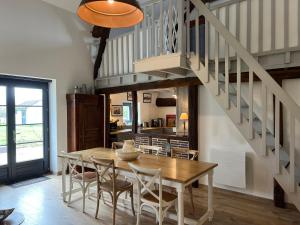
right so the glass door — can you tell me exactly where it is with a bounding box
[15,88,44,163]
[0,86,8,168]
[0,78,49,183]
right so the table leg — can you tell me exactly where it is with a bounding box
[208,170,214,221]
[177,184,185,225]
[62,157,67,202]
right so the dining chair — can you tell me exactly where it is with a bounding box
[172,148,199,214]
[128,163,177,225]
[140,145,167,156]
[90,156,135,225]
[60,152,97,212]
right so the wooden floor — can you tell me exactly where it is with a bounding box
[0,175,299,225]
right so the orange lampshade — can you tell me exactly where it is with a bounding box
[179,113,188,120]
[77,0,144,28]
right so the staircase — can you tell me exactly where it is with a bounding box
[95,0,300,210]
[189,0,300,210]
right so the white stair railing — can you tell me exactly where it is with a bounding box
[206,0,300,58]
[190,0,299,193]
[98,31,135,78]
[134,0,186,61]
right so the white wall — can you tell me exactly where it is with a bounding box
[282,79,300,166]
[0,0,94,173]
[198,86,275,200]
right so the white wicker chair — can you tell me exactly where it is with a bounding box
[61,152,96,212]
[128,163,177,225]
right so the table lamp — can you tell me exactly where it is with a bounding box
[179,113,188,136]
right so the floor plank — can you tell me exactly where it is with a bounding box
[0,175,299,225]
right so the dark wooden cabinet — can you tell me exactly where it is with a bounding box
[67,94,105,152]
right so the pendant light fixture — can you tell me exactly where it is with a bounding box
[77,0,144,28]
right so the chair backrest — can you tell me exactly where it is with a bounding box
[139,145,162,155]
[152,138,168,151]
[135,136,150,148]
[172,148,199,160]
[172,147,189,159]
[128,162,163,204]
[60,152,85,179]
[90,156,116,190]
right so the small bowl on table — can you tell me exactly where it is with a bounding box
[116,149,140,161]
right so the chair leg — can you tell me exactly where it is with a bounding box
[95,191,101,219]
[112,194,117,225]
[158,206,163,225]
[68,179,73,206]
[136,206,141,225]
[188,185,195,215]
[130,187,135,216]
[82,187,86,213]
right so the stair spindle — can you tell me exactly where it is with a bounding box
[134,25,139,61]
[126,34,130,74]
[105,41,110,77]
[151,4,155,57]
[205,19,209,82]
[261,83,267,156]
[159,0,163,55]
[196,10,200,70]
[121,35,125,74]
[225,42,229,109]
[289,113,295,192]
[143,6,147,58]
[114,39,117,75]
[249,69,253,139]
[237,56,241,123]
[168,0,173,53]
[275,97,280,174]
[177,0,185,54]
[147,11,150,58]
[215,31,219,95]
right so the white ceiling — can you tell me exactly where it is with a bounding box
[41,0,148,13]
[41,0,81,13]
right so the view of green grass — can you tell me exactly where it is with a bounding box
[0,124,43,146]
[0,126,7,146]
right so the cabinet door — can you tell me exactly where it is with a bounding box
[79,96,104,150]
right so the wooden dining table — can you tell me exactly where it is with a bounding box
[60,148,218,225]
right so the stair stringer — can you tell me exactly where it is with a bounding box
[192,62,300,210]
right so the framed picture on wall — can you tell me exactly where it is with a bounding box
[166,115,176,127]
[127,92,132,101]
[111,105,123,116]
[143,93,152,103]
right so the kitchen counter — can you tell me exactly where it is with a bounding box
[110,129,132,135]
[109,127,188,142]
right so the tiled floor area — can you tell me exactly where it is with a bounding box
[0,175,299,225]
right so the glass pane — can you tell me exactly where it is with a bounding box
[0,146,7,166]
[16,124,43,144]
[16,142,43,163]
[0,126,7,146]
[15,106,43,125]
[0,86,6,105]
[0,125,7,166]
[123,106,130,122]
[15,88,43,106]
[0,106,7,125]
